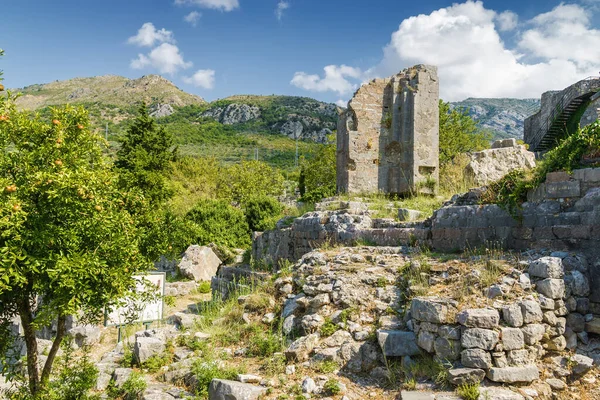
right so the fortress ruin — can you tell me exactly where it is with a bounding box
[336,65,439,195]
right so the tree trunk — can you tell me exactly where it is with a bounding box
[17,297,40,396]
[40,315,66,386]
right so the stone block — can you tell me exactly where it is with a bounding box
[461,328,499,350]
[457,308,500,329]
[486,365,539,383]
[528,257,563,279]
[522,324,546,345]
[208,379,267,400]
[178,245,222,282]
[377,330,420,357]
[399,391,435,400]
[434,337,461,361]
[461,348,493,369]
[536,278,565,299]
[546,180,581,199]
[501,328,524,351]
[502,304,524,327]
[447,368,485,386]
[519,300,543,324]
[478,388,525,400]
[398,208,423,221]
[134,337,165,364]
[410,297,456,324]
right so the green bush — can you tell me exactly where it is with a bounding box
[185,199,251,249]
[456,383,480,400]
[107,371,147,400]
[299,136,336,203]
[243,195,283,232]
[192,360,245,398]
[322,379,341,395]
[218,160,285,204]
[247,328,284,357]
[198,281,212,294]
[482,120,600,212]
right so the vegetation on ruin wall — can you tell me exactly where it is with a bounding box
[481,120,600,212]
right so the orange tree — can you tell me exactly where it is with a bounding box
[0,89,149,396]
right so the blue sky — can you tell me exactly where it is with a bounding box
[1,0,599,104]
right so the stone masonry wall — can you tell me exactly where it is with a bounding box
[337,65,439,195]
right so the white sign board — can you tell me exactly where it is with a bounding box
[105,272,165,326]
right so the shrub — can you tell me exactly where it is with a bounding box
[299,137,336,203]
[198,281,211,294]
[456,383,480,400]
[481,121,600,212]
[319,318,338,337]
[107,371,147,400]
[192,360,245,398]
[247,328,284,357]
[218,160,285,204]
[185,199,251,249]
[322,379,341,396]
[243,195,283,232]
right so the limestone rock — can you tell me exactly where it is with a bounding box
[535,279,565,299]
[69,324,102,348]
[411,297,456,324]
[178,245,222,282]
[465,144,535,186]
[447,368,485,386]
[208,379,267,400]
[461,328,499,350]
[528,257,563,279]
[545,378,566,390]
[486,365,539,383]
[149,103,174,118]
[377,330,420,357]
[501,328,524,351]
[457,308,499,329]
[135,337,166,364]
[522,324,546,345]
[502,304,524,327]
[398,209,423,221]
[519,300,543,324]
[478,387,525,400]
[285,334,319,361]
[585,317,600,334]
[461,348,493,369]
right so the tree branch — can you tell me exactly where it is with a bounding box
[41,314,67,385]
[17,296,40,396]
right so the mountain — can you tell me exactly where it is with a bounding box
[450,98,541,140]
[14,74,206,110]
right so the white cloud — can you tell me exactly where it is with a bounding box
[127,23,174,47]
[291,65,363,96]
[130,43,193,75]
[174,0,239,12]
[275,1,290,21]
[184,11,202,26]
[496,10,518,31]
[183,69,216,89]
[335,99,347,108]
[343,0,600,101]
[518,3,600,69]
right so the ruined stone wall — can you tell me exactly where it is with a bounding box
[337,65,439,195]
[253,167,600,296]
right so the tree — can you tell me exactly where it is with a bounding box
[299,136,336,203]
[115,103,176,205]
[0,93,148,397]
[439,100,491,165]
[217,160,284,205]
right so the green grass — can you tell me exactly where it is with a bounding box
[456,383,480,400]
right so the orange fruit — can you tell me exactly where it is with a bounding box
[77,124,84,129]
[54,160,63,166]
[12,204,20,212]
[95,205,102,211]
[52,119,60,125]
[0,115,8,121]
[56,138,63,144]
[0,83,4,91]
[4,185,16,193]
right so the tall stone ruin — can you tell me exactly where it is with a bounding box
[336,65,439,195]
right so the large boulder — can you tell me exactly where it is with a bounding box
[208,379,266,400]
[134,337,165,364]
[377,330,420,357]
[178,245,222,282]
[465,140,536,186]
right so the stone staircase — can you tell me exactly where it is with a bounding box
[525,76,600,152]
